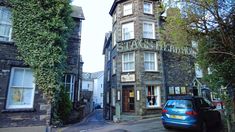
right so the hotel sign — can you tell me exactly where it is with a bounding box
[117,39,196,57]
[121,74,135,82]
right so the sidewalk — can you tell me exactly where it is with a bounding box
[0,126,47,132]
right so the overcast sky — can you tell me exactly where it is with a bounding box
[72,0,113,73]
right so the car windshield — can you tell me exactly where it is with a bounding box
[165,100,193,109]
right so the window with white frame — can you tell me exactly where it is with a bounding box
[112,57,116,75]
[144,52,157,71]
[107,70,110,81]
[143,2,153,14]
[112,88,116,106]
[146,85,161,108]
[123,3,132,16]
[113,12,117,22]
[122,52,135,72]
[64,74,75,101]
[113,29,117,47]
[195,64,203,78]
[143,22,155,39]
[107,91,110,103]
[6,67,35,109]
[0,6,12,42]
[122,22,134,40]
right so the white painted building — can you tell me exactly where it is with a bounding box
[82,71,104,109]
[92,71,104,108]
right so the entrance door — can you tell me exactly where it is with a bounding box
[122,88,135,112]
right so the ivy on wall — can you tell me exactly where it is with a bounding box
[9,0,74,102]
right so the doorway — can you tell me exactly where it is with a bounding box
[122,87,135,112]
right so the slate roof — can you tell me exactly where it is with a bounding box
[71,5,85,20]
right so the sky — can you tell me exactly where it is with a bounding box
[72,0,113,73]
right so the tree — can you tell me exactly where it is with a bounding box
[8,0,74,124]
[161,0,235,131]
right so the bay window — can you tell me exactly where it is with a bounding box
[122,22,134,40]
[6,67,35,109]
[144,52,158,71]
[123,3,132,16]
[64,74,75,101]
[122,52,135,72]
[143,2,153,14]
[143,21,155,39]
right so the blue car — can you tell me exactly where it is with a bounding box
[161,95,221,132]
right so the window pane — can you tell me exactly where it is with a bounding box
[12,69,24,86]
[22,88,33,105]
[122,22,134,40]
[23,69,34,87]
[9,88,23,105]
[123,3,132,16]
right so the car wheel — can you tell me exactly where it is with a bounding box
[200,121,207,132]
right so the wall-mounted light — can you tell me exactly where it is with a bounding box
[136,90,140,101]
[117,90,121,101]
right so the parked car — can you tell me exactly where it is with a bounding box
[161,95,222,132]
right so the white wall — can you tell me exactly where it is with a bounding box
[82,80,94,91]
[93,73,104,108]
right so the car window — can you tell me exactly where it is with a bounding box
[165,100,193,109]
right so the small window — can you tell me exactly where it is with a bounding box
[123,3,132,16]
[143,2,153,14]
[0,6,12,42]
[6,68,35,109]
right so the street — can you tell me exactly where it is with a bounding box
[54,109,223,132]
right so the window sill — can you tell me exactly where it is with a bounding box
[0,40,15,45]
[2,108,36,113]
[144,70,159,73]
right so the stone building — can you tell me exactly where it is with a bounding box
[0,2,85,127]
[103,0,195,121]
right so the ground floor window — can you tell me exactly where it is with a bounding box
[146,85,161,108]
[112,89,116,106]
[6,67,35,109]
[63,74,75,101]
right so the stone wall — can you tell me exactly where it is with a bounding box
[163,52,195,94]
[0,43,49,127]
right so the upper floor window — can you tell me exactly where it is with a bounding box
[6,67,35,109]
[0,6,12,42]
[143,21,155,39]
[123,3,132,16]
[144,52,158,71]
[113,12,117,22]
[122,22,134,40]
[143,2,153,14]
[113,29,117,47]
[122,52,135,72]
[64,74,75,101]
[112,57,116,75]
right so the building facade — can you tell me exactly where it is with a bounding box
[103,0,195,121]
[0,2,85,127]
